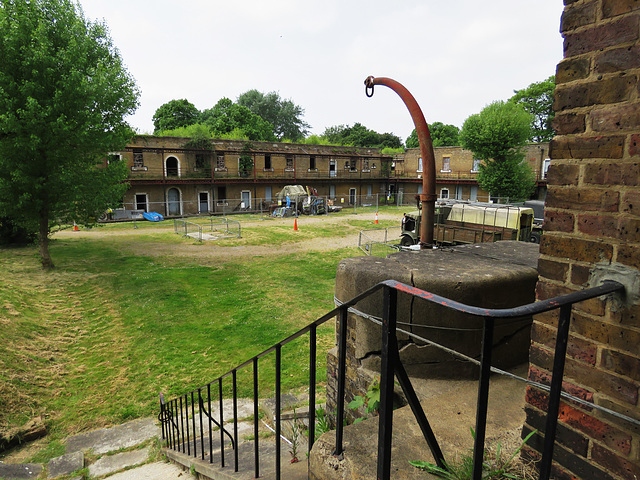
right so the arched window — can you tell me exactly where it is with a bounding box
[166,156,179,177]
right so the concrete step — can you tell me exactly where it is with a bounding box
[0,418,195,480]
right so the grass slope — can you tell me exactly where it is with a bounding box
[0,213,398,461]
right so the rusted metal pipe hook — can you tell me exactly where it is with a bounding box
[364,76,436,248]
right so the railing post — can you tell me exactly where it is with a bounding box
[275,343,282,480]
[198,389,204,460]
[180,396,185,454]
[219,379,225,468]
[170,400,177,450]
[334,305,348,456]
[232,370,239,472]
[539,304,573,480]
[159,394,166,442]
[472,317,495,480]
[191,391,197,457]
[377,285,397,480]
[185,394,191,456]
[207,383,213,463]
[309,324,317,452]
[253,358,260,479]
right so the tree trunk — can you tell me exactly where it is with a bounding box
[38,210,54,269]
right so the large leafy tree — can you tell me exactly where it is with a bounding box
[460,101,535,201]
[406,122,460,148]
[0,0,139,268]
[322,123,402,149]
[237,90,310,141]
[200,98,276,142]
[152,99,200,133]
[509,76,555,142]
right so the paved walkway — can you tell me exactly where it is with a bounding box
[0,418,195,480]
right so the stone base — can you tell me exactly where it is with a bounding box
[328,241,539,421]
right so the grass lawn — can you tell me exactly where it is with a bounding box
[0,211,401,462]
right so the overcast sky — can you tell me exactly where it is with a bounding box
[78,0,564,141]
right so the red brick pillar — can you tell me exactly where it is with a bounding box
[523,2,640,479]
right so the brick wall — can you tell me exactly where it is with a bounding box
[523,1,640,479]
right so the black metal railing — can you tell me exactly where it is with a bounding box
[159,278,631,480]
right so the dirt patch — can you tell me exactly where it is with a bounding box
[53,213,404,262]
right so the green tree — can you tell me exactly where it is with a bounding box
[406,122,460,148]
[237,90,310,141]
[0,0,139,269]
[509,76,555,142]
[152,99,200,133]
[322,123,402,148]
[200,98,276,142]
[460,101,535,201]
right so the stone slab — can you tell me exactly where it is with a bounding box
[105,461,191,480]
[87,447,149,478]
[65,417,159,454]
[47,451,84,478]
[0,462,43,479]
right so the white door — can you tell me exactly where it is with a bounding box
[241,190,251,209]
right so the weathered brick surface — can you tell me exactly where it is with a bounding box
[584,161,640,185]
[528,2,640,478]
[546,188,620,212]
[550,136,625,160]
[531,330,639,406]
[559,403,633,454]
[546,163,580,185]
[570,263,591,286]
[564,15,640,57]
[573,295,606,317]
[630,133,640,156]
[525,406,590,456]
[622,190,640,214]
[618,243,640,268]
[528,364,595,403]
[556,58,591,84]
[591,443,640,479]
[561,2,598,32]
[597,398,640,434]
[549,438,619,480]
[564,360,639,407]
[539,234,614,263]
[596,45,640,73]
[543,209,575,233]
[552,112,586,135]
[610,303,640,327]
[555,76,636,111]
[601,348,640,381]
[538,257,569,281]
[619,216,640,241]
[602,0,640,19]
[535,279,574,301]
[577,214,619,238]
[591,104,640,133]
[571,312,640,355]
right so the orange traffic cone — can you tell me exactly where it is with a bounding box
[375,212,379,224]
[294,218,298,231]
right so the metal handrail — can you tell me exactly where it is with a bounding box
[158,279,627,480]
[173,218,203,241]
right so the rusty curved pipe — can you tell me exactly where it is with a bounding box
[364,76,436,248]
